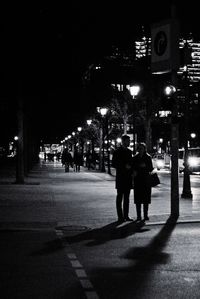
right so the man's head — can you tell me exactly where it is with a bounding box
[121,135,130,147]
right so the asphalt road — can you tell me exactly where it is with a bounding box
[1,162,200,298]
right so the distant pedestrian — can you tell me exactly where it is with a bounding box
[61,148,73,172]
[132,142,153,221]
[112,135,133,223]
[92,151,98,170]
[73,149,82,172]
[86,150,93,170]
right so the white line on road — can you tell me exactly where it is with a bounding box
[55,229,99,299]
[70,260,83,268]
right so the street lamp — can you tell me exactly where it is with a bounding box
[86,119,92,154]
[129,85,141,98]
[190,133,196,147]
[87,119,92,126]
[129,84,141,154]
[164,85,176,96]
[77,126,83,155]
[116,137,122,144]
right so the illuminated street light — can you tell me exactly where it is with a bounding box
[87,119,92,126]
[99,107,108,116]
[164,85,176,96]
[129,85,141,98]
[116,137,122,144]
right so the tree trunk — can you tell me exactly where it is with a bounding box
[144,118,152,152]
[123,117,127,134]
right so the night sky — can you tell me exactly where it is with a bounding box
[0,2,199,143]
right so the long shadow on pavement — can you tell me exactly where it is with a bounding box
[65,220,149,246]
[30,221,149,256]
[91,215,178,299]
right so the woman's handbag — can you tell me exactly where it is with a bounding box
[150,172,160,187]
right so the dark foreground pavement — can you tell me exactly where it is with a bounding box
[0,160,200,298]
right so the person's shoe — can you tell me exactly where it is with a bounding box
[136,217,142,221]
[124,217,133,222]
[144,216,149,221]
[117,218,124,224]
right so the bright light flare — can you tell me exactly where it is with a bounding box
[164,85,176,96]
[188,157,198,167]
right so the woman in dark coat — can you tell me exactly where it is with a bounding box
[132,142,153,221]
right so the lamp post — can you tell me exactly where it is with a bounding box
[190,133,196,147]
[15,96,25,184]
[181,69,193,199]
[104,114,111,175]
[71,131,76,156]
[77,126,82,153]
[99,107,108,172]
[87,119,95,158]
[164,77,180,218]
[129,85,141,154]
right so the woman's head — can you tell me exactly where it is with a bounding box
[137,142,147,154]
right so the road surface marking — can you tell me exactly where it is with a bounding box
[80,279,93,289]
[85,291,100,299]
[67,253,76,259]
[70,260,82,268]
[75,269,87,278]
[55,229,99,299]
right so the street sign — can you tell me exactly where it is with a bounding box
[151,19,180,74]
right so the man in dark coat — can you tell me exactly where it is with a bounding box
[132,142,153,221]
[112,135,133,223]
[61,148,73,172]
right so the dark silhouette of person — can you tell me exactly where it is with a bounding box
[112,135,133,223]
[86,150,93,170]
[132,142,153,221]
[73,149,82,172]
[61,148,73,172]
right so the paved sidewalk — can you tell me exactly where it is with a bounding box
[0,160,200,228]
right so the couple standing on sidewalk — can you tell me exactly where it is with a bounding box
[112,135,153,223]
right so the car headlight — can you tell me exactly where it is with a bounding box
[188,157,198,167]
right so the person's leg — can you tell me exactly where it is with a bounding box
[123,189,132,220]
[143,203,149,220]
[116,190,124,221]
[136,203,142,220]
[65,162,69,172]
